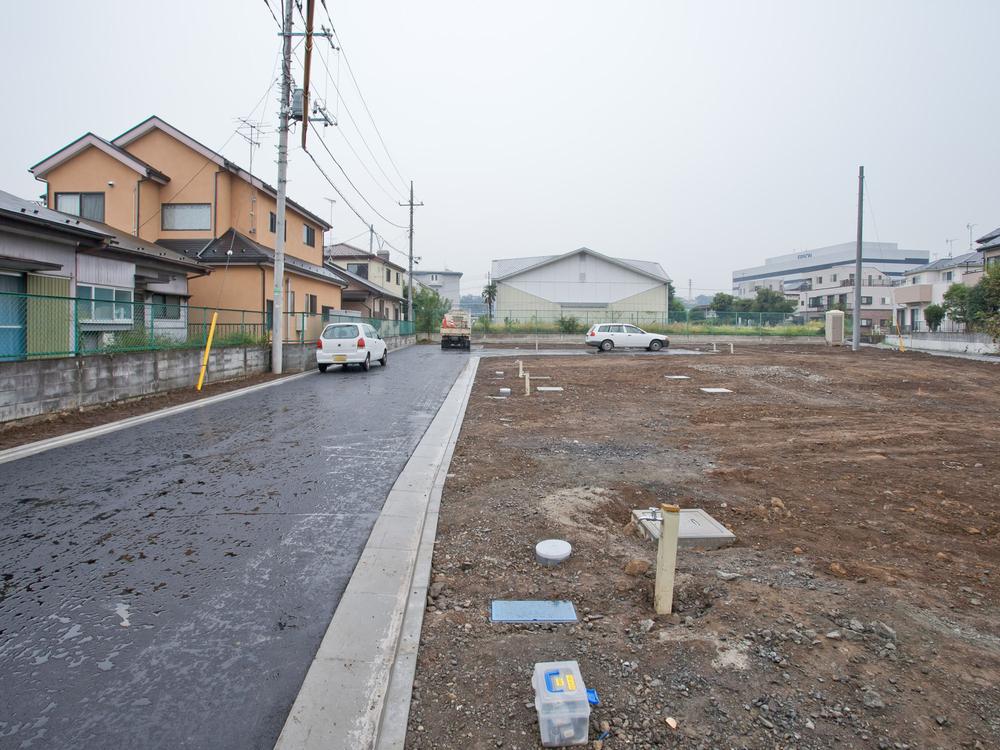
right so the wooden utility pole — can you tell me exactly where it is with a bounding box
[852,166,864,352]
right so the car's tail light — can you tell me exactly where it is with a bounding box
[588,330,596,336]
[316,339,323,349]
[357,337,366,349]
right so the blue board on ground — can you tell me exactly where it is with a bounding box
[490,600,578,623]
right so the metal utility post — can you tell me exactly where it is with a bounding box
[852,165,864,352]
[369,224,374,254]
[399,181,424,324]
[271,0,294,374]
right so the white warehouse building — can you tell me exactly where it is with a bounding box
[491,247,671,324]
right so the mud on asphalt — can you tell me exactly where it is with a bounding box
[406,345,1000,749]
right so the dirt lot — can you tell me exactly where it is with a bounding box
[406,346,999,750]
[0,371,286,450]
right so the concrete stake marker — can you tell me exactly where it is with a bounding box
[536,386,564,392]
[524,371,531,395]
[664,375,690,380]
[700,387,732,394]
[655,504,680,614]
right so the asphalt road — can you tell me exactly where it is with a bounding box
[0,345,470,750]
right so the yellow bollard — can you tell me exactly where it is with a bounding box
[196,311,219,391]
[893,322,906,353]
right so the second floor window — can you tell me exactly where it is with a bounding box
[303,225,316,247]
[395,272,400,285]
[162,203,210,231]
[347,263,368,279]
[56,192,104,222]
[386,268,391,283]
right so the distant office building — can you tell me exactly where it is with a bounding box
[732,241,930,330]
[412,270,462,308]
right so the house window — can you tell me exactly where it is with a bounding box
[347,263,368,279]
[55,192,104,222]
[306,294,318,314]
[395,272,400,285]
[77,285,133,322]
[386,268,392,283]
[816,276,823,284]
[150,293,182,320]
[431,274,438,281]
[269,212,276,233]
[943,271,953,281]
[808,296,822,307]
[303,225,316,247]
[861,296,872,305]
[881,297,890,305]
[831,274,837,282]
[910,275,921,284]
[162,203,211,230]
[861,318,872,327]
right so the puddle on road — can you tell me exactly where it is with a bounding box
[114,603,131,628]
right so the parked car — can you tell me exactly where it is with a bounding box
[585,323,669,352]
[317,322,388,372]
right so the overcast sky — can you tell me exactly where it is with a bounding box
[2,1,997,298]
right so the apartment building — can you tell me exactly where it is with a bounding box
[798,265,898,329]
[892,252,983,332]
[324,243,406,320]
[29,116,346,340]
[412,270,462,308]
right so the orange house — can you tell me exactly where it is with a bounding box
[30,116,346,338]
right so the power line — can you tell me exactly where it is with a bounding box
[321,0,409,192]
[311,129,407,229]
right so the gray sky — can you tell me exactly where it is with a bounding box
[2,1,997,298]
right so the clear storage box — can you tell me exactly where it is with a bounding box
[532,660,591,747]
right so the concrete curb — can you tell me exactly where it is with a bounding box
[274,355,479,750]
[0,370,315,466]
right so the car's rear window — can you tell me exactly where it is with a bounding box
[322,324,359,339]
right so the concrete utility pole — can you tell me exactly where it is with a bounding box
[399,181,423,323]
[271,0,294,374]
[369,224,374,254]
[852,165,864,352]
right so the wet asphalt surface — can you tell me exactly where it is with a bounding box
[0,345,469,750]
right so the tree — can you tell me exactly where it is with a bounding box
[666,280,686,313]
[923,303,945,332]
[748,288,796,314]
[942,283,975,328]
[405,284,451,333]
[481,282,498,319]
[709,293,738,311]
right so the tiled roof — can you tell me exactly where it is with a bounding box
[192,229,346,285]
[977,226,1000,252]
[908,251,983,273]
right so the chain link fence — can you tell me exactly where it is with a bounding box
[0,292,414,361]
[456,309,825,337]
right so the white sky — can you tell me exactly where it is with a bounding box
[1,1,997,298]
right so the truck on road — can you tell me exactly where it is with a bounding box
[440,310,471,350]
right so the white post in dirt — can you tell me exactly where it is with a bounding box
[712,342,718,352]
[729,343,734,354]
[517,359,524,378]
[524,371,531,395]
[655,504,680,615]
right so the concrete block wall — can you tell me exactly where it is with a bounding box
[0,337,416,426]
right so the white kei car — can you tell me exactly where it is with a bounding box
[317,322,388,372]
[585,323,670,352]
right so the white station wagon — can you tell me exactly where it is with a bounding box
[317,322,388,372]
[585,323,669,352]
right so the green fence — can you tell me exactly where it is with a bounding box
[0,292,414,361]
[457,310,825,337]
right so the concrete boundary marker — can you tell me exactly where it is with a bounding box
[0,370,315,466]
[274,356,480,750]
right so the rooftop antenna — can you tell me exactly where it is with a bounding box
[235,117,268,235]
[966,223,977,252]
[945,238,957,257]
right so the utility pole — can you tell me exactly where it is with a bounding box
[369,224,374,254]
[688,278,692,302]
[399,181,423,323]
[852,165,864,352]
[272,0,294,374]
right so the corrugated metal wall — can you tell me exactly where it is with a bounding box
[25,274,72,357]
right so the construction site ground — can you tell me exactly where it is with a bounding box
[405,345,1000,750]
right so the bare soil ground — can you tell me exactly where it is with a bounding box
[0,372,286,450]
[406,346,1000,750]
